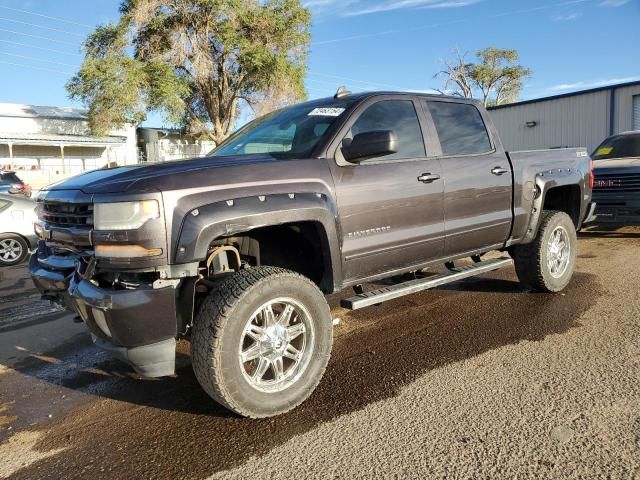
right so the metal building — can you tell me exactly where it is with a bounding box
[489,80,640,154]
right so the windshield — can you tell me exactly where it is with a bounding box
[592,133,640,160]
[211,99,355,159]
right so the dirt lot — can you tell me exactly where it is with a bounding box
[0,227,639,479]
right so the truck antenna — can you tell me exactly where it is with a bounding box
[334,86,351,99]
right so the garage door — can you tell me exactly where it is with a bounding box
[633,95,640,131]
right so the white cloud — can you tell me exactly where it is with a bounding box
[303,0,348,8]
[345,0,482,16]
[421,0,482,7]
[303,0,360,14]
[305,0,482,16]
[599,0,631,6]
[549,76,640,91]
[553,12,581,20]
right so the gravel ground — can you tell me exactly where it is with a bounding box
[0,227,639,479]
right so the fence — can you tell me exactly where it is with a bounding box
[142,140,216,163]
[2,141,216,190]
[2,156,109,190]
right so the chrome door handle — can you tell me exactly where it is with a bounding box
[491,167,509,176]
[417,173,441,184]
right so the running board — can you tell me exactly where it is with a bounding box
[341,257,514,310]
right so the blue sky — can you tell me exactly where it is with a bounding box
[0,0,638,127]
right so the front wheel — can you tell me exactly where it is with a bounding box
[0,234,29,267]
[512,210,577,292]
[191,266,332,418]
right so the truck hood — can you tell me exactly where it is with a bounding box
[41,154,279,194]
[594,157,640,174]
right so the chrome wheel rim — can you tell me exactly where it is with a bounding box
[0,238,22,263]
[239,297,314,393]
[547,226,570,278]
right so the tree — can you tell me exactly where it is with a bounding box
[67,0,311,143]
[437,47,531,107]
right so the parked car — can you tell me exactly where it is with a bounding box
[0,193,37,266]
[0,171,33,198]
[29,91,594,418]
[591,131,640,225]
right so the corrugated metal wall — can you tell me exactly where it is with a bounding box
[489,82,640,154]
[490,91,610,153]
[613,84,640,132]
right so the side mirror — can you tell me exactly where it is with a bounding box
[343,130,398,163]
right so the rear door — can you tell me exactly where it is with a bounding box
[329,95,445,282]
[423,99,512,256]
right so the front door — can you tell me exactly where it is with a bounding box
[329,97,445,283]
[423,99,512,256]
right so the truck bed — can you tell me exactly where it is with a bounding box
[506,147,592,244]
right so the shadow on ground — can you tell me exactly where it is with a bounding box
[8,271,601,479]
[579,226,640,239]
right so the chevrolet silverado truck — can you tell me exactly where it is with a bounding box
[30,91,595,418]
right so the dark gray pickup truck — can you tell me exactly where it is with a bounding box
[30,91,595,417]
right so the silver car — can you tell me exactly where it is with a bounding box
[0,193,38,266]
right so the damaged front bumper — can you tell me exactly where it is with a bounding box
[29,246,180,377]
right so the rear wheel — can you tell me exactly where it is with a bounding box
[0,234,28,267]
[512,210,577,292]
[191,266,332,418]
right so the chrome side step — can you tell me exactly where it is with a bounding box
[341,257,514,310]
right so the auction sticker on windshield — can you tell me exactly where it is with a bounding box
[308,107,345,117]
[595,147,613,156]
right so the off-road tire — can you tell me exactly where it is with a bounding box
[0,234,29,267]
[191,266,332,418]
[512,210,577,292]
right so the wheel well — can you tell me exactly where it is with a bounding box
[542,185,581,227]
[208,221,334,293]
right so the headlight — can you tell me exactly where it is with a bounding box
[94,200,159,230]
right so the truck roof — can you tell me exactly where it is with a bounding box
[312,90,482,106]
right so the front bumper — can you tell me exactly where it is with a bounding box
[591,196,640,225]
[29,246,179,377]
[28,252,75,308]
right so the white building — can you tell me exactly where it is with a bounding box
[137,127,216,163]
[0,103,137,189]
[489,80,640,154]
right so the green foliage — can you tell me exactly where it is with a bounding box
[438,47,531,107]
[67,0,311,141]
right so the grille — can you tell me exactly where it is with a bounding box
[41,201,93,228]
[593,172,640,193]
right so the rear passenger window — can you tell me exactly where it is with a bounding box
[345,100,426,161]
[427,101,492,156]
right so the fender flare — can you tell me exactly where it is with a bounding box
[521,168,585,244]
[173,192,342,291]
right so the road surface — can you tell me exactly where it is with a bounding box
[1,227,639,479]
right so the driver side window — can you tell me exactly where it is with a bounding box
[339,100,426,162]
